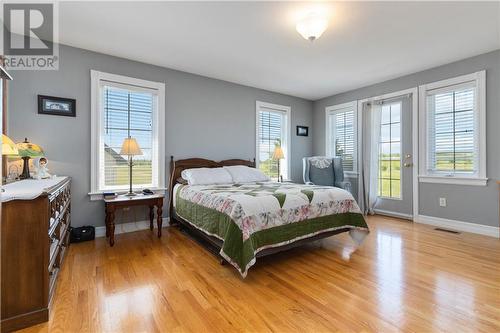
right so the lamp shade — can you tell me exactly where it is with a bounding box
[272,146,284,160]
[120,137,142,156]
[2,134,19,156]
[16,138,44,158]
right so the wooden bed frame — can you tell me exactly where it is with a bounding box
[168,156,351,264]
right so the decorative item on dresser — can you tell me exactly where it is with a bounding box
[1,176,71,332]
[16,138,44,179]
[2,134,18,156]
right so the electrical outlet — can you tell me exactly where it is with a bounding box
[439,198,447,207]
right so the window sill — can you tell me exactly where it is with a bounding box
[418,175,488,186]
[377,196,403,201]
[344,171,359,179]
[89,187,168,201]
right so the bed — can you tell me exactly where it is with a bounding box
[168,156,369,277]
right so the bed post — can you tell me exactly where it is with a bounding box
[169,156,176,225]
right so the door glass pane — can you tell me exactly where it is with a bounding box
[381,106,391,124]
[390,142,401,160]
[378,102,402,199]
[391,160,401,180]
[390,123,401,142]
[380,124,391,142]
[391,180,401,199]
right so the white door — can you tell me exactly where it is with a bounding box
[374,95,413,217]
[365,94,414,218]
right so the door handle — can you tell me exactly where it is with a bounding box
[403,162,413,167]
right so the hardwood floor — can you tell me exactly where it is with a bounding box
[18,215,500,333]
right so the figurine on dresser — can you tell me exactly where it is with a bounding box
[34,157,51,179]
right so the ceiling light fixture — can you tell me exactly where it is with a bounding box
[296,12,328,41]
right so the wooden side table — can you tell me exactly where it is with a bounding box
[104,194,164,246]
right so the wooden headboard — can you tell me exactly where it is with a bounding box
[168,156,255,216]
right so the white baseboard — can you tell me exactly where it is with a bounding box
[415,215,499,238]
[95,217,170,238]
[374,209,413,220]
[93,215,499,239]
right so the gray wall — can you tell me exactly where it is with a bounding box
[313,50,500,227]
[8,44,313,227]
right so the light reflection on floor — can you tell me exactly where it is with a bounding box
[433,273,477,331]
[103,285,155,331]
[376,232,404,325]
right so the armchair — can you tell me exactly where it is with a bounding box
[303,156,352,193]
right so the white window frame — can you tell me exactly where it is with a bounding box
[255,101,291,181]
[418,71,487,186]
[89,70,166,200]
[325,101,358,176]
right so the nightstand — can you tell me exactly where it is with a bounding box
[104,193,164,246]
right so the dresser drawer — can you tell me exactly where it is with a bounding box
[48,182,71,237]
[59,214,70,239]
[49,234,59,263]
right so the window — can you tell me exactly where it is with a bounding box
[419,71,486,186]
[90,71,165,198]
[256,101,290,180]
[326,101,357,173]
[378,102,401,199]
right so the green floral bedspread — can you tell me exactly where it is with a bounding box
[174,182,369,277]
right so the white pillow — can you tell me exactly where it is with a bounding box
[223,165,270,183]
[181,167,233,185]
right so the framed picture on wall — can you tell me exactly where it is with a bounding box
[38,95,76,117]
[296,126,308,137]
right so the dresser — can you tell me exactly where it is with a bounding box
[1,177,71,332]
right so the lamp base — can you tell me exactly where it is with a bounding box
[125,191,137,197]
[20,156,31,179]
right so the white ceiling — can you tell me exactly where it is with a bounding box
[59,1,500,100]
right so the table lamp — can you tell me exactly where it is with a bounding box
[2,134,19,156]
[120,137,143,196]
[16,138,44,179]
[272,145,284,182]
[2,134,19,186]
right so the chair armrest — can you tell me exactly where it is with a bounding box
[335,181,352,193]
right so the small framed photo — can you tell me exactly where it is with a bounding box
[296,126,309,137]
[38,95,76,117]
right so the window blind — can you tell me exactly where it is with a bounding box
[328,109,355,172]
[258,109,286,179]
[427,85,476,174]
[103,86,154,188]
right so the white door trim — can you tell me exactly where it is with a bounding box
[357,87,419,220]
